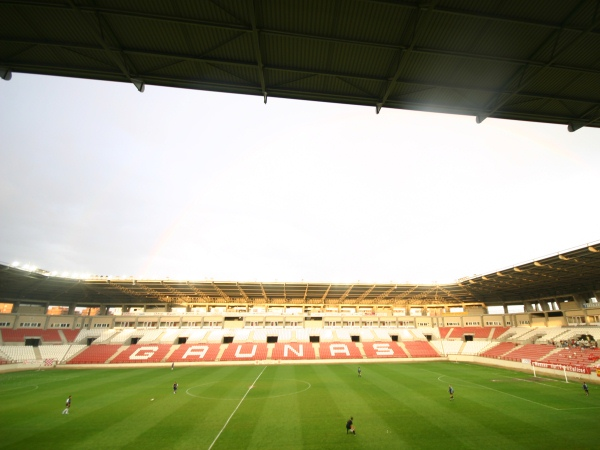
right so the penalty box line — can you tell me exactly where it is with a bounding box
[208,366,267,450]
[433,372,560,411]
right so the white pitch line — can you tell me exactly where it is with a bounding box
[434,372,560,410]
[208,366,267,450]
[427,367,597,411]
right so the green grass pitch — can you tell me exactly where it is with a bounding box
[0,362,598,449]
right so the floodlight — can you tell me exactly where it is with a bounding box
[568,122,584,132]
[131,78,145,92]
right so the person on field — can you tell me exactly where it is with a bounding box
[449,385,454,400]
[346,416,356,434]
[62,395,72,414]
[358,367,362,377]
[583,382,589,396]
[173,382,178,394]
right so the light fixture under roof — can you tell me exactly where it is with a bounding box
[0,68,11,80]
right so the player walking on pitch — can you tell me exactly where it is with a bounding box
[62,395,72,414]
[448,385,454,400]
[583,382,589,396]
[173,382,178,394]
[346,417,356,435]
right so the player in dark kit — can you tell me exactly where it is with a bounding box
[583,382,589,396]
[448,385,454,400]
[173,382,178,394]
[346,417,356,434]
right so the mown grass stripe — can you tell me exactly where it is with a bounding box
[208,365,266,450]
[0,362,598,449]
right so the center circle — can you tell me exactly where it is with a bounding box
[186,378,311,400]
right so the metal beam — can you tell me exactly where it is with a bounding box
[376,1,437,113]
[476,2,600,124]
[249,0,267,103]
[6,0,600,46]
[66,0,144,92]
[5,41,599,112]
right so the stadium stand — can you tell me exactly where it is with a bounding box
[430,340,463,355]
[137,329,164,343]
[251,329,268,343]
[272,342,316,360]
[319,342,362,360]
[0,345,36,362]
[438,327,452,339]
[510,328,550,343]
[403,341,440,358]
[159,329,182,344]
[334,329,352,342]
[109,329,136,344]
[495,327,532,342]
[462,341,496,356]
[39,344,82,363]
[361,342,408,358]
[61,329,81,343]
[540,347,600,366]
[110,344,172,364]
[66,345,122,364]
[2,321,600,370]
[550,327,600,345]
[186,329,209,344]
[76,329,117,344]
[277,329,293,342]
[500,343,556,362]
[294,329,311,342]
[372,329,393,341]
[490,327,511,339]
[449,327,493,339]
[207,330,227,344]
[220,343,268,361]
[479,342,518,358]
[319,329,335,342]
[233,329,251,342]
[167,343,221,363]
[1,329,61,343]
[359,329,375,342]
[398,328,418,340]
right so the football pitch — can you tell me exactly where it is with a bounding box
[0,361,597,450]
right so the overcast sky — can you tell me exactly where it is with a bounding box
[1,74,599,284]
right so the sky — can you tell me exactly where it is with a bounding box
[1,73,599,284]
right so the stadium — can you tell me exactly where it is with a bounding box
[2,1,600,449]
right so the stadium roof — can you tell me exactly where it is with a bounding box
[2,0,600,130]
[1,242,599,306]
